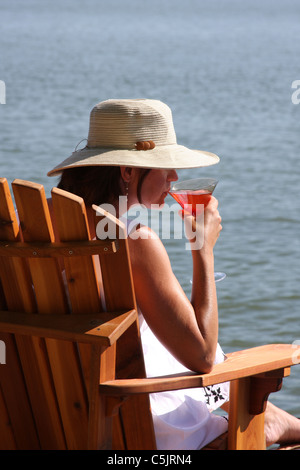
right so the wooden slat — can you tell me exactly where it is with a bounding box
[12,179,89,449]
[88,344,117,449]
[111,320,156,449]
[0,239,118,258]
[51,188,103,401]
[112,412,126,450]
[51,188,123,449]
[12,180,69,315]
[93,206,136,312]
[0,178,55,449]
[228,378,266,450]
[0,178,36,313]
[99,344,300,395]
[0,309,137,346]
[0,280,6,310]
[51,188,101,315]
[118,393,156,450]
[202,344,300,386]
[0,333,39,449]
[0,383,17,450]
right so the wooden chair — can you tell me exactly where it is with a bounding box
[0,177,299,450]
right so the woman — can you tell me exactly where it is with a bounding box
[48,99,300,449]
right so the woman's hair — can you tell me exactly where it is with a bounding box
[57,166,150,206]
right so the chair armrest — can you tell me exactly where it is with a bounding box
[0,308,137,346]
[99,344,300,395]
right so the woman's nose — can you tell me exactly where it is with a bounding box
[167,169,178,182]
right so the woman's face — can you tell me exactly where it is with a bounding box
[138,169,178,207]
[122,167,178,208]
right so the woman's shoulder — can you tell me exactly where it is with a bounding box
[127,223,170,267]
[128,223,159,241]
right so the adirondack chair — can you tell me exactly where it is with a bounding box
[0,177,299,450]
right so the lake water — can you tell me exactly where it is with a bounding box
[1,0,300,416]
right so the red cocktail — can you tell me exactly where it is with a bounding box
[169,178,218,216]
[170,190,213,216]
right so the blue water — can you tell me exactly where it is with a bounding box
[1,0,300,415]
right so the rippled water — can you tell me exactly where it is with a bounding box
[1,0,300,415]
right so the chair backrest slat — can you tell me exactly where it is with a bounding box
[0,178,63,449]
[51,187,104,395]
[51,187,102,314]
[0,178,36,313]
[94,207,136,312]
[12,180,69,315]
[12,180,89,449]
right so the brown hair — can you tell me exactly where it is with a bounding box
[57,166,150,206]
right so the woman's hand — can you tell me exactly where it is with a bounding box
[180,196,222,252]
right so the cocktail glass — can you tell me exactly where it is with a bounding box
[169,177,226,283]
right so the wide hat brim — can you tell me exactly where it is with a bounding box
[47,144,219,177]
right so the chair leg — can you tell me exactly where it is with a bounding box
[228,377,266,450]
[88,344,116,450]
[228,371,286,450]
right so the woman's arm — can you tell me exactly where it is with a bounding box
[128,196,222,373]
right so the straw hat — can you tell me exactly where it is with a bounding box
[47,99,219,177]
